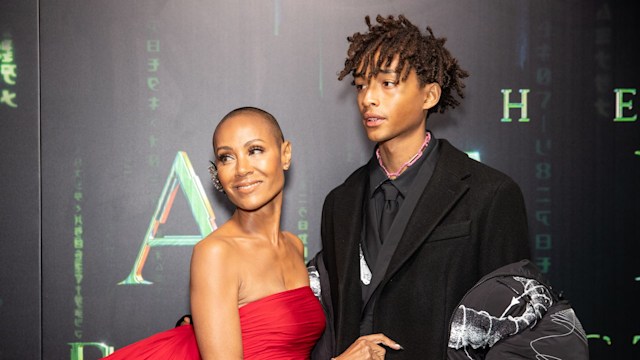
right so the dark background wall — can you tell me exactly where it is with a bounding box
[0,1,41,359]
[1,0,638,358]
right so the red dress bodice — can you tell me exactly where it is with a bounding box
[102,286,325,359]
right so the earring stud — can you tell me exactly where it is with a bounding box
[208,161,224,192]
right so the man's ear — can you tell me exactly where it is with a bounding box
[422,82,442,111]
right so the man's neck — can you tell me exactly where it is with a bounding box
[377,130,430,178]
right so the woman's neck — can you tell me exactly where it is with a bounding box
[232,196,284,244]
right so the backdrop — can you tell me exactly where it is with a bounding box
[1,0,638,359]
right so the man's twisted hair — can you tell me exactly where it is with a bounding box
[338,15,469,115]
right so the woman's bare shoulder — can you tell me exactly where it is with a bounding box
[192,228,240,263]
[282,231,305,257]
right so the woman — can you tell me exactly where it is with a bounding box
[102,107,325,359]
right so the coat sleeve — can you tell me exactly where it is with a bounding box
[309,191,340,359]
[478,177,532,275]
[308,250,336,359]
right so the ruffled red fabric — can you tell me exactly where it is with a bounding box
[240,286,326,359]
[102,286,325,359]
[102,324,200,360]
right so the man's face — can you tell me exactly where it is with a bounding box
[353,56,433,146]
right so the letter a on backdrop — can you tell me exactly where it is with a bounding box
[119,151,217,285]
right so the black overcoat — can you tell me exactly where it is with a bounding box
[315,139,531,359]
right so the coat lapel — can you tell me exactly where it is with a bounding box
[386,162,469,279]
[363,140,471,307]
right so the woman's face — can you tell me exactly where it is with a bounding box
[213,113,291,211]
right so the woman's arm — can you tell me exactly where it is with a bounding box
[190,238,243,359]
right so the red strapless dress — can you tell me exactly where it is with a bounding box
[102,286,325,359]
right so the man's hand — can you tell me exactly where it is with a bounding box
[175,314,192,327]
[333,333,403,360]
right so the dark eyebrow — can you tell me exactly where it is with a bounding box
[354,68,398,79]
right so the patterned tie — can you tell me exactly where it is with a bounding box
[379,182,400,243]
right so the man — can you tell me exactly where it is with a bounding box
[311,15,531,359]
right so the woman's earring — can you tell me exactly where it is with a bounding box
[208,161,224,192]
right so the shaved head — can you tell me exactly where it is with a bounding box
[213,107,284,149]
